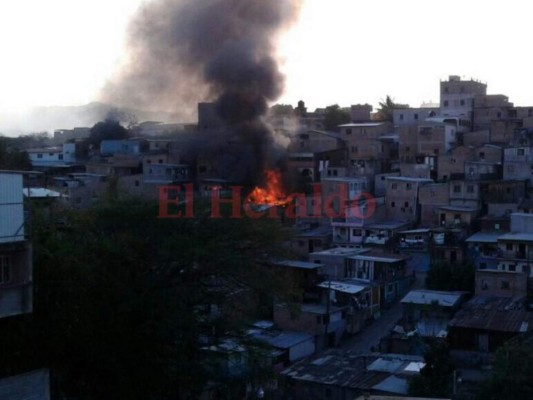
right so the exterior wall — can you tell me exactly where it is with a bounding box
[0,174,25,243]
[438,145,475,181]
[289,339,316,363]
[449,181,480,208]
[490,119,521,143]
[463,130,490,146]
[440,76,487,120]
[273,305,346,339]
[0,172,33,318]
[100,140,142,156]
[510,213,533,233]
[393,107,439,127]
[374,173,400,196]
[400,163,431,179]
[418,124,457,156]
[419,183,450,226]
[385,178,431,222]
[475,145,503,164]
[464,161,499,181]
[475,270,527,298]
[288,131,344,153]
[473,94,513,130]
[398,125,419,163]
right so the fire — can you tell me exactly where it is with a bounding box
[246,169,292,206]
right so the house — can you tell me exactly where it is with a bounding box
[345,251,412,307]
[309,248,368,279]
[0,171,32,318]
[340,121,395,177]
[448,296,532,352]
[400,290,466,337]
[27,143,76,168]
[100,139,145,156]
[392,107,439,127]
[281,350,425,400]
[419,182,450,226]
[290,225,331,257]
[440,75,487,121]
[437,145,475,181]
[248,324,315,367]
[385,177,433,222]
[273,303,347,349]
[270,260,323,298]
[465,231,504,270]
[317,279,381,333]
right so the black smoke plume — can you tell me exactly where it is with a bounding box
[102,0,302,185]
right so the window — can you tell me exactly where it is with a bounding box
[351,146,358,153]
[518,148,525,156]
[406,183,412,190]
[399,114,404,120]
[495,223,500,230]
[391,201,396,208]
[444,100,449,107]
[37,153,43,159]
[467,185,474,193]
[434,148,439,155]
[480,262,487,269]
[332,170,338,177]
[346,128,352,135]
[405,146,410,152]
[506,243,513,251]
[479,151,485,160]
[404,201,409,208]
[392,183,398,189]
[501,280,510,290]
[506,187,511,195]
[146,159,152,164]
[0,256,11,284]
[453,185,461,193]
[414,113,418,120]
[135,180,139,187]
[58,154,63,160]
[387,284,394,294]
[509,264,516,272]
[481,280,488,290]
[460,99,465,106]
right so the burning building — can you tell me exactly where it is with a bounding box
[103,0,303,190]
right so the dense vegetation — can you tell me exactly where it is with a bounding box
[426,261,476,294]
[0,200,294,399]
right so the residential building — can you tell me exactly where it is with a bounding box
[0,171,32,318]
[440,75,487,121]
[27,143,76,168]
[385,177,433,222]
[281,350,425,400]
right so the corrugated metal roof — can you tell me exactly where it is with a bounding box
[449,296,532,333]
[371,375,409,395]
[317,281,367,294]
[465,232,503,243]
[0,369,50,400]
[273,260,321,270]
[401,290,463,307]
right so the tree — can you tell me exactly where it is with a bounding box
[477,338,533,400]
[88,118,129,147]
[408,340,454,398]
[270,104,294,117]
[27,200,295,399]
[324,104,351,132]
[0,137,31,170]
[426,261,475,293]
[374,95,409,122]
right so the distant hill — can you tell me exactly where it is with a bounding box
[0,102,185,135]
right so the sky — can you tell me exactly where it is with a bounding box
[1,0,533,119]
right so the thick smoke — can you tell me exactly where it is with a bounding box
[102,0,301,185]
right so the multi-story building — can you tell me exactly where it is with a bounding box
[0,171,32,318]
[385,176,433,222]
[440,75,487,121]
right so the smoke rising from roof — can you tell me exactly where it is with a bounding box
[101,0,302,186]
[101,0,301,119]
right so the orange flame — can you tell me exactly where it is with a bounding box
[246,169,292,206]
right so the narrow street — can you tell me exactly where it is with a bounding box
[340,272,426,353]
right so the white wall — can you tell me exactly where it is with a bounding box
[0,173,24,243]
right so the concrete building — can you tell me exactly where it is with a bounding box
[27,143,76,168]
[385,177,433,222]
[440,75,487,121]
[0,171,32,318]
[392,107,439,127]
